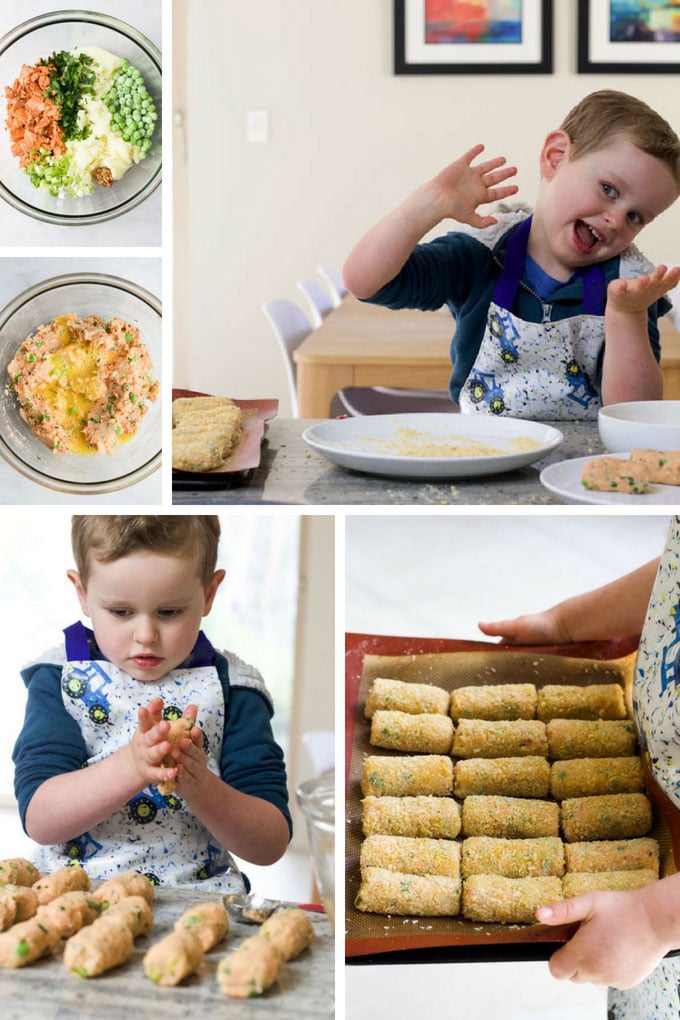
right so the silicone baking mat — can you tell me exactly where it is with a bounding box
[345,633,680,961]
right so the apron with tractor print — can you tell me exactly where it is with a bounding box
[31,621,244,892]
[459,215,606,420]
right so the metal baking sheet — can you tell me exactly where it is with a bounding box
[345,632,679,962]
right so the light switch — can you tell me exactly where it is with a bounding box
[246,109,269,144]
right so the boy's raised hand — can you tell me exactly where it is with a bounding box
[425,144,519,228]
[607,263,680,314]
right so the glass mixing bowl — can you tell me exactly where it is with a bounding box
[0,10,161,225]
[0,273,162,494]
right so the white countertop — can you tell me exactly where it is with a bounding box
[0,0,162,247]
[0,256,162,504]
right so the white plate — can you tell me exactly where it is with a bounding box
[540,453,680,505]
[302,414,563,479]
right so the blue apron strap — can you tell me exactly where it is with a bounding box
[187,630,216,668]
[494,214,607,315]
[581,263,606,316]
[64,621,92,660]
[493,215,532,308]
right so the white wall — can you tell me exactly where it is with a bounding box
[175,0,680,416]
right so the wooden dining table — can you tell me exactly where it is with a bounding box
[293,296,680,419]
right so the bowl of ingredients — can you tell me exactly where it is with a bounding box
[0,10,161,225]
[598,401,680,453]
[0,273,161,493]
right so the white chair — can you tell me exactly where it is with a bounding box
[261,299,313,417]
[296,278,334,328]
[317,264,347,307]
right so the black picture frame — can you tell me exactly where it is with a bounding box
[578,0,680,74]
[394,0,553,75]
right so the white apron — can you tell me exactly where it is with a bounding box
[32,622,244,892]
[459,215,605,420]
[608,517,680,1017]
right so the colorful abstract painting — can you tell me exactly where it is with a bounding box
[610,1,680,43]
[425,0,523,44]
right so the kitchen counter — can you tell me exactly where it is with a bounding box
[0,888,333,1020]
[172,418,602,506]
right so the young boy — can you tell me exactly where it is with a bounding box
[13,515,291,891]
[481,518,680,1018]
[343,90,680,419]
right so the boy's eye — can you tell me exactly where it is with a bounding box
[108,608,132,618]
[601,182,617,199]
[158,608,183,618]
[627,210,643,227]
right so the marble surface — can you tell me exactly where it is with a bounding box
[0,0,162,247]
[0,888,333,1020]
[172,418,602,506]
[0,257,162,504]
[345,514,671,1020]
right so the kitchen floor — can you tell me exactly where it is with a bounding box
[344,511,671,1020]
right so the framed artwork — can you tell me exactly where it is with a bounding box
[394,0,553,75]
[578,0,680,74]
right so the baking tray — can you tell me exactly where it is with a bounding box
[345,632,680,963]
[171,388,278,485]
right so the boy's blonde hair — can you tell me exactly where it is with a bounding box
[71,515,221,587]
[560,90,680,189]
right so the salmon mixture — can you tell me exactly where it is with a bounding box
[5,45,157,197]
[7,313,159,455]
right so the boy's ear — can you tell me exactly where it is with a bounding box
[66,570,89,616]
[203,569,226,615]
[540,129,572,180]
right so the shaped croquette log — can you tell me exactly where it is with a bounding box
[63,915,135,977]
[550,757,645,800]
[362,795,461,839]
[33,865,90,905]
[560,793,653,842]
[0,858,40,888]
[217,935,281,998]
[452,719,548,759]
[563,869,658,897]
[629,449,680,485]
[36,891,101,938]
[360,834,461,878]
[144,928,204,986]
[94,871,155,906]
[355,867,461,916]
[361,754,453,798]
[101,895,154,937]
[454,756,550,799]
[462,874,563,924]
[174,901,229,951]
[564,838,660,876]
[581,457,649,494]
[449,683,537,721]
[546,719,637,759]
[461,837,565,880]
[0,885,38,931]
[369,710,454,754]
[537,684,626,721]
[259,909,315,961]
[157,717,195,795]
[365,677,450,718]
[0,916,61,968]
[462,796,560,839]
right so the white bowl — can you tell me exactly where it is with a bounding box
[598,401,680,453]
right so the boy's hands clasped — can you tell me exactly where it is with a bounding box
[128,696,205,792]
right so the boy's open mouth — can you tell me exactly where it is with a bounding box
[574,219,605,252]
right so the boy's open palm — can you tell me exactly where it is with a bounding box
[607,264,680,314]
[426,144,519,228]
